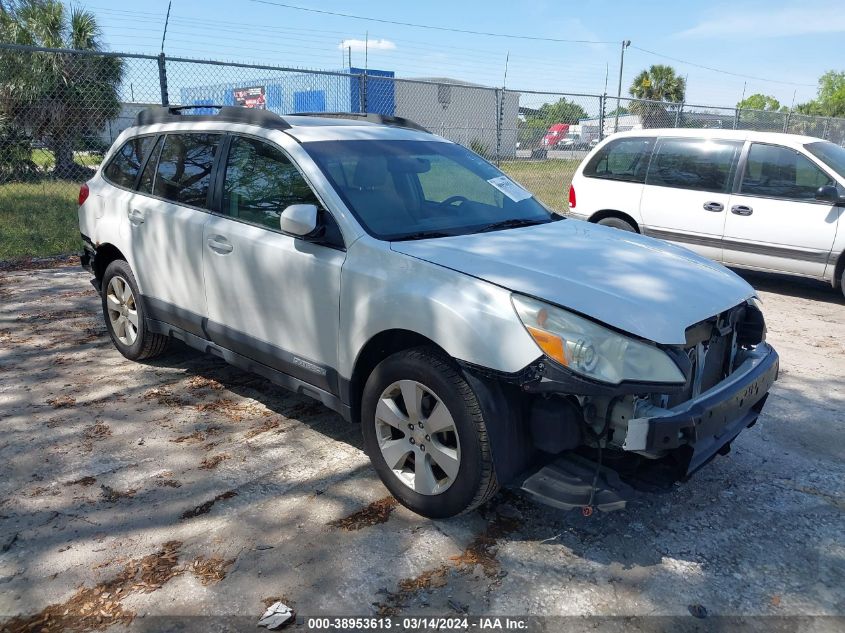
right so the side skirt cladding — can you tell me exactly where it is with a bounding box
[141,296,351,421]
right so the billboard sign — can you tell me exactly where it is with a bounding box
[233,86,266,109]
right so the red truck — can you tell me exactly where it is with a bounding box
[541,123,569,147]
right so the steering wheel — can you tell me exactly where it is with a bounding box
[440,195,469,207]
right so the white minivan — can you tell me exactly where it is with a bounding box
[568,129,845,295]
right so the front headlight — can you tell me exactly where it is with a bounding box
[512,295,685,385]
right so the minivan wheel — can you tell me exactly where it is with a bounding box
[597,216,636,232]
[361,348,499,518]
[101,260,168,361]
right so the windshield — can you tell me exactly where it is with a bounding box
[805,141,845,179]
[302,139,558,240]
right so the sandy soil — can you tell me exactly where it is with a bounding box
[0,266,842,631]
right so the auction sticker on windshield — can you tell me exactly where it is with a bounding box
[487,176,532,202]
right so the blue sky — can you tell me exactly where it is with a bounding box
[73,0,842,108]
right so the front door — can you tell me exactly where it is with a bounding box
[723,142,841,277]
[639,137,743,262]
[202,134,346,392]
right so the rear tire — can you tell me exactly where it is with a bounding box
[597,216,636,232]
[361,347,499,518]
[101,260,169,361]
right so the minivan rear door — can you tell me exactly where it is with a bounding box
[639,137,743,263]
[723,142,841,277]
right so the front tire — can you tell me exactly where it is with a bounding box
[361,348,499,518]
[596,216,636,232]
[101,260,169,361]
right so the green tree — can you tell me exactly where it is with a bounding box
[794,71,845,118]
[519,97,588,147]
[628,65,686,128]
[0,0,123,179]
[737,93,783,111]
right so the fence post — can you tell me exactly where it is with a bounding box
[823,117,831,139]
[784,110,791,133]
[358,73,368,113]
[598,93,606,141]
[674,102,683,128]
[157,53,169,106]
[733,107,739,130]
[495,88,503,167]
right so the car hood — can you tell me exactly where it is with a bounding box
[391,220,756,345]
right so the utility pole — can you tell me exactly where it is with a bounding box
[348,45,352,69]
[160,1,171,54]
[614,40,631,134]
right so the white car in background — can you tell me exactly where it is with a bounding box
[567,129,845,296]
[78,107,778,518]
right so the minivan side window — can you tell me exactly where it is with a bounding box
[583,138,652,183]
[222,136,320,230]
[103,136,156,189]
[741,143,835,201]
[646,138,740,193]
[153,133,221,208]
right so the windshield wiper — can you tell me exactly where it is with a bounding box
[394,230,455,241]
[477,217,548,233]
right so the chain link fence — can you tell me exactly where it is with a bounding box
[2,43,845,259]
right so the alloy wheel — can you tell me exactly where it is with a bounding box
[374,379,462,495]
[106,276,139,346]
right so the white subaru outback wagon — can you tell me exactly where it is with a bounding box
[78,106,779,518]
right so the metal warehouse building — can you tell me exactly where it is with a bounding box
[177,68,518,157]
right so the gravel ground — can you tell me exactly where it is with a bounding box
[0,264,843,631]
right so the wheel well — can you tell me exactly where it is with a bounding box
[834,250,845,289]
[93,243,126,281]
[589,210,640,232]
[348,329,448,424]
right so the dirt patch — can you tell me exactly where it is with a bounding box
[142,387,187,408]
[189,555,235,585]
[83,423,111,441]
[328,497,398,531]
[47,395,76,409]
[375,511,521,615]
[185,375,224,391]
[100,485,137,503]
[195,398,268,422]
[1,540,181,633]
[155,479,182,488]
[0,254,79,272]
[66,476,97,487]
[198,454,229,470]
[171,426,221,444]
[181,490,238,520]
[244,417,281,439]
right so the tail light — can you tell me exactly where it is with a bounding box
[568,184,576,209]
[78,183,90,206]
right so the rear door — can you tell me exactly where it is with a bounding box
[639,137,742,262]
[576,136,652,221]
[723,142,841,277]
[128,132,221,330]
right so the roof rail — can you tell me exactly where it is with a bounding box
[135,105,291,131]
[293,112,431,133]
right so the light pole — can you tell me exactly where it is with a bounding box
[614,40,631,134]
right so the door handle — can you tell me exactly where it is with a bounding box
[127,208,145,225]
[731,205,753,216]
[206,235,233,254]
[703,201,724,212]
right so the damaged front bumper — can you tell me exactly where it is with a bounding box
[516,343,778,512]
[623,343,778,476]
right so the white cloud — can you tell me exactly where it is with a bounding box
[338,38,396,52]
[675,3,845,39]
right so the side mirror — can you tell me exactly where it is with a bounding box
[815,185,845,205]
[280,204,318,236]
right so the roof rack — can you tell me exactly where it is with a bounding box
[292,112,431,133]
[135,105,291,131]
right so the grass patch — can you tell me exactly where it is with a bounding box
[500,159,582,212]
[0,180,81,260]
[30,149,103,171]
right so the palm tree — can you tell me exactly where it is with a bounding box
[628,65,686,128]
[0,0,123,179]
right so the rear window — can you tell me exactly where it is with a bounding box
[646,138,741,193]
[153,133,221,208]
[103,136,156,189]
[583,137,652,183]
